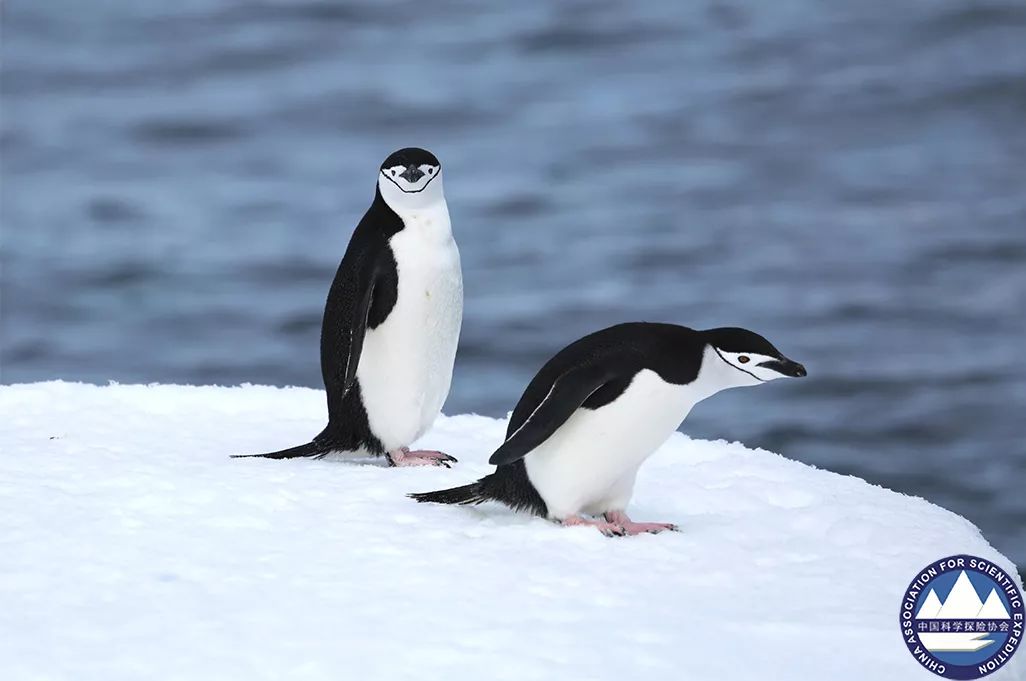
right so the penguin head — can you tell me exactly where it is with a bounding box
[377,147,444,211]
[702,327,807,387]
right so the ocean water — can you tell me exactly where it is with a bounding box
[2,1,1025,569]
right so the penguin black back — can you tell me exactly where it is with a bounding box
[319,190,402,423]
[410,323,704,513]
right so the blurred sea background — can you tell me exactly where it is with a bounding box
[2,1,1024,571]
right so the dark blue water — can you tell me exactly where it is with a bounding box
[2,1,1025,570]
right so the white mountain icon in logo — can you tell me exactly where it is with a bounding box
[978,588,1012,619]
[916,571,1011,652]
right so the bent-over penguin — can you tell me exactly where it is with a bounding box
[237,148,463,466]
[411,322,806,532]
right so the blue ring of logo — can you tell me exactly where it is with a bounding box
[900,554,1023,679]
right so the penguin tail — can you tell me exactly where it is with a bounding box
[231,440,333,460]
[409,467,548,517]
[408,481,487,506]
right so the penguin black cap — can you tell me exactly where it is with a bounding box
[703,327,807,378]
[381,147,440,170]
[703,327,782,357]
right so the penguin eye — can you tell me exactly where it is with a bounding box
[738,356,750,364]
[390,169,396,176]
[427,167,435,175]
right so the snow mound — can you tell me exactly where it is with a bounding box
[1,382,1022,681]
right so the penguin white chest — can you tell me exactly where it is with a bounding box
[356,205,463,451]
[523,369,696,519]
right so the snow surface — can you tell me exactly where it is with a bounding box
[1,382,1023,681]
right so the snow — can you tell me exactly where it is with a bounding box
[1,381,1023,681]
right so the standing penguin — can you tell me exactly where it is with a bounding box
[237,148,463,467]
[411,322,806,532]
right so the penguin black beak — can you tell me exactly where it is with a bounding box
[759,358,807,378]
[399,164,424,182]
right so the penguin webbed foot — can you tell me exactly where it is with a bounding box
[603,510,679,536]
[557,513,679,538]
[385,447,458,468]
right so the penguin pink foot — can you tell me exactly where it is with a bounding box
[386,447,457,468]
[604,510,678,536]
[559,515,626,537]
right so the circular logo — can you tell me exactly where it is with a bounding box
[901,555,1023,679]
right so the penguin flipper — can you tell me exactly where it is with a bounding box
[320,245,385,404]
[489,364,615,466]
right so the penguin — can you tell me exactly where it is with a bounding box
[410,322,806,534]
[236,148,463,467]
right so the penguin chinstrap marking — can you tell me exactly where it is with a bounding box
[410,322,807,535]
[235,148,463,467]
